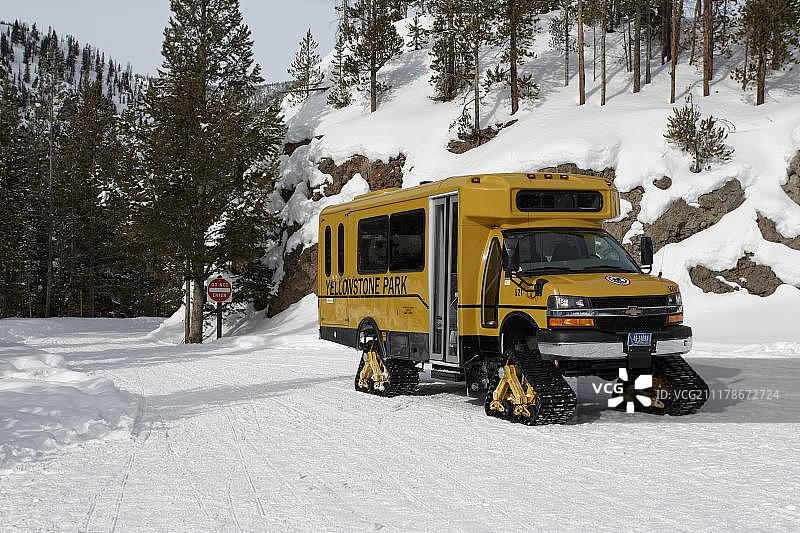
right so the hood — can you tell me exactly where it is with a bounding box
[526,273,680,298]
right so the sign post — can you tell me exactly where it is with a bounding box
[207,276,233,339]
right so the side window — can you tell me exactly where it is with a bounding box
[389,209,425,272]
[482,238,502,328]
[337,223,345,275]
[324,225,332,277]
[358,216,389,274]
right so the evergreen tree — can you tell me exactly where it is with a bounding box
[735,0,800,105]
[549,1,576,86]
[491,0,540,114]
[135,0,285,343]
[288,29,323,104]
[429,0,471,101]
[407,12,429,50]
[454,0,493,143]
[665,97,734,172]
[346,0,404,112]
[328,31,355,108]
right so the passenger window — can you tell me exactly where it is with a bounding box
[358,216,389,274]
[389,209,425,272]
[337,223,345,275]
[482,238,502,328]
[324,225,332,277]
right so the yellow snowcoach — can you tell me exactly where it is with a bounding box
[317,173,708,425]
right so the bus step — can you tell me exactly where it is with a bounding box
[430,367,465,382]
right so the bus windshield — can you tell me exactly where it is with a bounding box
[503,229,640,275]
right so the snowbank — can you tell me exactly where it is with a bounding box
[0,322,136,470]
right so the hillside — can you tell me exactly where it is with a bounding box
[266,11,800,344]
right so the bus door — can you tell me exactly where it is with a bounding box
[429,194,459,365]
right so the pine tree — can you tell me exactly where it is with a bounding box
[665,97,734,172]
[328,32,354,108]
[492,0,540,114]
[735,0,800,105]
[288,29,323,104]
[455,0,493,143]
[408,12,429,50]
[136,0,285,342]
[347,0,404,112]
[549,1,575,86]
[429,0,471,101]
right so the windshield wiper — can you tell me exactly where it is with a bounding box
[518,267,581,275]
[578,265,637,273]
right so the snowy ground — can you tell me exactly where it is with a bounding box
[2,297,799,532]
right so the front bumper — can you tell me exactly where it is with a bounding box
[537,325,692,360]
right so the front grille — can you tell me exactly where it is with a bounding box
[591,295,669,309]
[595,315,667,332]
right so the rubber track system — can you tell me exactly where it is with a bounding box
[652,355,709,416]
[484,350,577,425]
[354,357,419,397]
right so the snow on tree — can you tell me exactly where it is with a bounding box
[134,0,285,343]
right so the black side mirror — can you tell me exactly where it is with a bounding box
[502,241,520,274]
[640,236,654,274]
[509,242,520,273]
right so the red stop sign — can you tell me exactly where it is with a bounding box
[207,276,233,303]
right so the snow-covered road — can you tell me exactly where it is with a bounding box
[2,302,799,532]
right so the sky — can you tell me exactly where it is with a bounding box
[0,0,338,82]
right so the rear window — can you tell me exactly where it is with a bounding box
[516,190,603,212]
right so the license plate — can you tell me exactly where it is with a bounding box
[627,332,653,347]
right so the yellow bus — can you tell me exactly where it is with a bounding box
[318,173,707,425]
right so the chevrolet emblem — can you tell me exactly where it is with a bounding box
[625,306,643,316]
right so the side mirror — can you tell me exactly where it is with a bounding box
[502,241,520,274]
[640,236,654,274]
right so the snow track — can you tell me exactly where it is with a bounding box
[1,310,799,531]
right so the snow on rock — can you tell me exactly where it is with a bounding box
[0,320,138,470]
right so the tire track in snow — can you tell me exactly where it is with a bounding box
[226,408,267,519]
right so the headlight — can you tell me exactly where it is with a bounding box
[548,295,591,310]
[667,292,682,306]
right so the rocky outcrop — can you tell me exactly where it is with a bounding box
[784,151,800,205]
[269,244,318,317]
[653,176,672,190]
[447,120,518,154]
[267,153,407,316]
[689,255,784,297]
[757,215,800,251]
[315,154,405,199]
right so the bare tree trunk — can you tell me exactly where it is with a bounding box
[622,15,629,72]
[578,0,586,104]
[742,42,749,91]
[702,0,711,96]
[689,0,700,65]
[645,3,652,84]
[601,1,607,105]
[627,15,633,72]
[661,0,669,65]
[670,0,678,103]
[184,280,191,344]
[756,50,765,105]
[474,42,481,144]
[563,2,570,86]
[510,14,519,114]
[593,20,597,81]
[633,1,641,92]
[189,276,205,343]
[45,63,55,319]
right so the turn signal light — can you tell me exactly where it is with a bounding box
[667,313,684,324]
[548,317,595,328]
